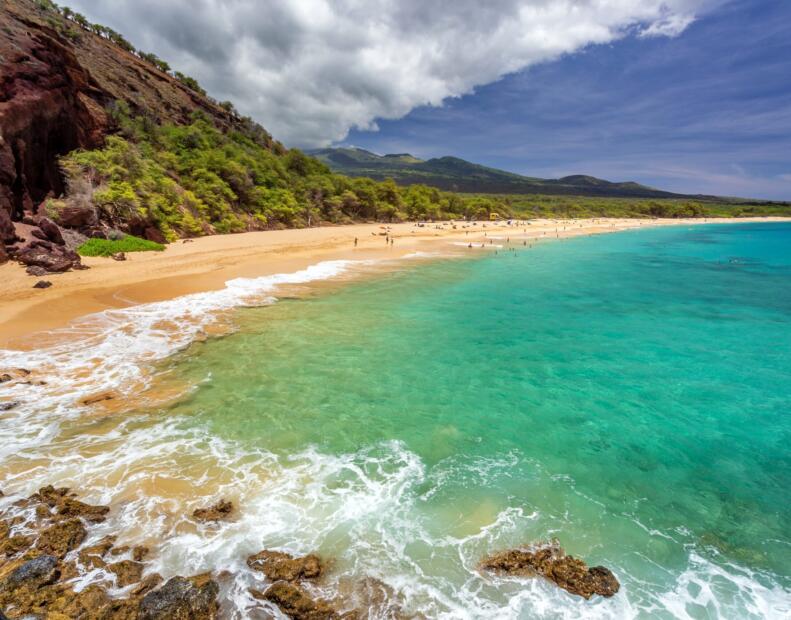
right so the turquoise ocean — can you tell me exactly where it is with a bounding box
[1,222,789,618]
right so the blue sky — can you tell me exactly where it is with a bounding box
[342,0,791,200]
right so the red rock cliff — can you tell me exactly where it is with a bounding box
[0,0,239,245]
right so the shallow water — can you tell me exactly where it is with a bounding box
[1,223,790,618]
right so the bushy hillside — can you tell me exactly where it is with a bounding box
[54,108,517,238]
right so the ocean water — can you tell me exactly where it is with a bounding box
[1,223,790,618]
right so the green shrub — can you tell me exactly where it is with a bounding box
[77,235,166,257]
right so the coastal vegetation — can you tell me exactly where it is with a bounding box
[56,109,790,242]
[76,235,165,257]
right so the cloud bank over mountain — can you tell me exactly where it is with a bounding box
[69,0,714,147]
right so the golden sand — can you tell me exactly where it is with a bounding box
[1,217,787,347]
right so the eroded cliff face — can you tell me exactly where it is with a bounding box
[0,13,108,234]
[0,0,239,255]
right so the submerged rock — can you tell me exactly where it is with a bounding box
[139,574,219,620]
[480,541,620,600]
[30,486,110,523]
[192,499,234,522]
[258,581,344,620]
[78,535,116,569]
[247,550,322,582]
[56,497,110,523]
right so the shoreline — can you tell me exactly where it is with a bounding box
[1,217,787,348]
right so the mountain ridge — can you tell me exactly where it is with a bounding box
[309,147,723,200]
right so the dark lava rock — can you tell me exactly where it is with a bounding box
[33,280,52,289]
[55,206,99,229]
[30,227,50,242]
[0,209,14,245]
[247,550,322,582]
[16,244,80,272]
[480,541,620,600]
[259,581,342,620]
[38,217,65,245]
[1,555,59,591]
[25,265,48,276]
[35,518,87,557]
[112,251,127,261]
[0,402,19,412]
[139,574,219,620]
[192,499,234,522]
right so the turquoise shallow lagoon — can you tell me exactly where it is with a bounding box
[2,222,789,618]
[159,222,790,617]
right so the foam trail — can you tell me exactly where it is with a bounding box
[0,259,368,460]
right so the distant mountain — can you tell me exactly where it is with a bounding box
[309,147,698,199]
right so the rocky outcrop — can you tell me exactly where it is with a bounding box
[192,499,234,522]
[15,241,82,272]
[480,541,620,600]
[247,549,323,582]
[0,485,220,619]
[256,581,345,620]
[139,575,219,620]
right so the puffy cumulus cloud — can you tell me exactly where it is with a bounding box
[68,0,713,147]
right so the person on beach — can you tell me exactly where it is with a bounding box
[354,237,358,247]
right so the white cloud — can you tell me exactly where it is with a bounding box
[68,0,712,147]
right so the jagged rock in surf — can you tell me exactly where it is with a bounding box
[192,499,234,522]
[139,574,220,620]
[480,540,620,600]
[247,549,322,582]
[254,581,347,620]
[78,535,117,569]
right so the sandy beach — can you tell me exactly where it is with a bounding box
[1,217,787,347]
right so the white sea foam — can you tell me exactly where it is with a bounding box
[0,260,371,460]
